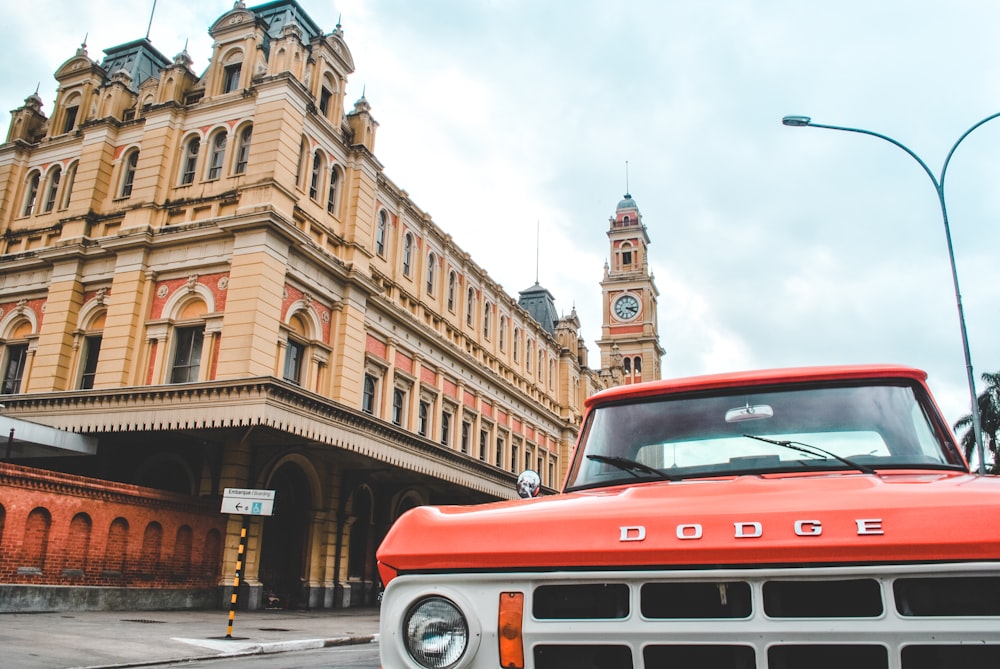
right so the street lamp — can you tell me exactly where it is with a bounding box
[782,112,1000,475]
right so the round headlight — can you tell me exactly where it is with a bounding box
[403,596,469,668]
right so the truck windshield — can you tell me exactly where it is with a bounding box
[565,382,965,490]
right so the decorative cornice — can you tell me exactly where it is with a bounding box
[4,377,519,498]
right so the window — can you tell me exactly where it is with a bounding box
[1,344,28,394]
[511,443,519,473]
[549,358,555,388]
[309,151,322,199]
[327,167,338,213]
[319,87,332,115]
[63,105,79,133]
[392,388,405,426]
[447,272,456,311]
[362,374,377,414]
[513,328,520,362]
[376,211,387,256]
[207,132,226,180]
[461,421,470,453]
[483,303,492,339]
[418,401,429,436]
[79,335,102,390]
[634,357,642,374]
[496,437,504,467]
[234,126,252,174]
[22,171,40,216]
[499,316,506,351]
[120,149,139,198]
[283,339,305,385]
[526,340,533,372]
[466,288,476,327]
[61,162,78,209]
[181,136,200,184]
[169,326,203,383]
[479,429,488,460]
[402,233,413,277]
[426,253,436,294]
[222,63,242,93]
[441,411,451,445]
[624,357,632,374]
[42,167,61,213]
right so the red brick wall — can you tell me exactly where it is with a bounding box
[0,463,227,589]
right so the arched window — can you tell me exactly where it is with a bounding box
[42,166,61,213]
[309,150,323,200]
[222,54,243,93]
[21,507,51,571]
[22,170,40,216]
[549,358,555,387]
[483,302,491,339]
[447,271,457,311]
[233,125,252,175]
[206,131,227,180]
[362,374,376,414]
[326,166,339,213]
[0,320,34,395]
[65,513,92,574]
[103,518,129,574]
[168,298,208,384]
[426,253,436,294]
[466,287,476,327]
[513,327,520,362]
[499,315,507,351]
[120,149,139,197]
[402,233,413,276]
[296,137,309,188]
[60,161,78,209]
[392,387,405,426]
[62,93,81,134]
[376,210,387,256]
[634,356,642,374]
[623,357,631,374]
[180,136,200,184]
[620,241,634,268]
[526,340,533,372]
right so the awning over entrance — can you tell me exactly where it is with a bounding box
[0,416,98,458]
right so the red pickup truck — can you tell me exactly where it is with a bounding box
[377,365,1000,669]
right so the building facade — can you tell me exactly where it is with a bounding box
[0,1,658,611]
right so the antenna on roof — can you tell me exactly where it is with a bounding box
[625,160,630,196]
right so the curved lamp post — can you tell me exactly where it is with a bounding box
[782,113,1000,475]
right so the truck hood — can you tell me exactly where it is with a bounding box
[377,472,1000,575]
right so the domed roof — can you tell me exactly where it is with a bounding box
[617,193,638,210]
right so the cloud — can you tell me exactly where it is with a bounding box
[4,0,1000,431]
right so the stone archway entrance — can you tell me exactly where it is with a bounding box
[258,462,311,609]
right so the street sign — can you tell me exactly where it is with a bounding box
[221,488,275,516]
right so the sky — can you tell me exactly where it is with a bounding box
[3,0,1000,458]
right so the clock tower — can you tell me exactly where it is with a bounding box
[597,193,664,383]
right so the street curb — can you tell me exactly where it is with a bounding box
[70,634,380,669]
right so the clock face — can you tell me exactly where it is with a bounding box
[614,294,640,321]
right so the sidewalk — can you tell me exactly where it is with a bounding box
[0,607,381,669]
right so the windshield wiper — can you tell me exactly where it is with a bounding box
[742,434,876,475]
[587,454,678,481]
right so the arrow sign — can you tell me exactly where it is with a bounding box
[221,488,275,516]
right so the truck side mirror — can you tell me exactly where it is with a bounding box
[516,470,541,498]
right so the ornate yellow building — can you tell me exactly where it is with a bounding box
[0,1,660,610]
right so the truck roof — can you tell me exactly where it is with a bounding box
[585,364,928,409]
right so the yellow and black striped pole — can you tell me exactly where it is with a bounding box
[226,516,249,638]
